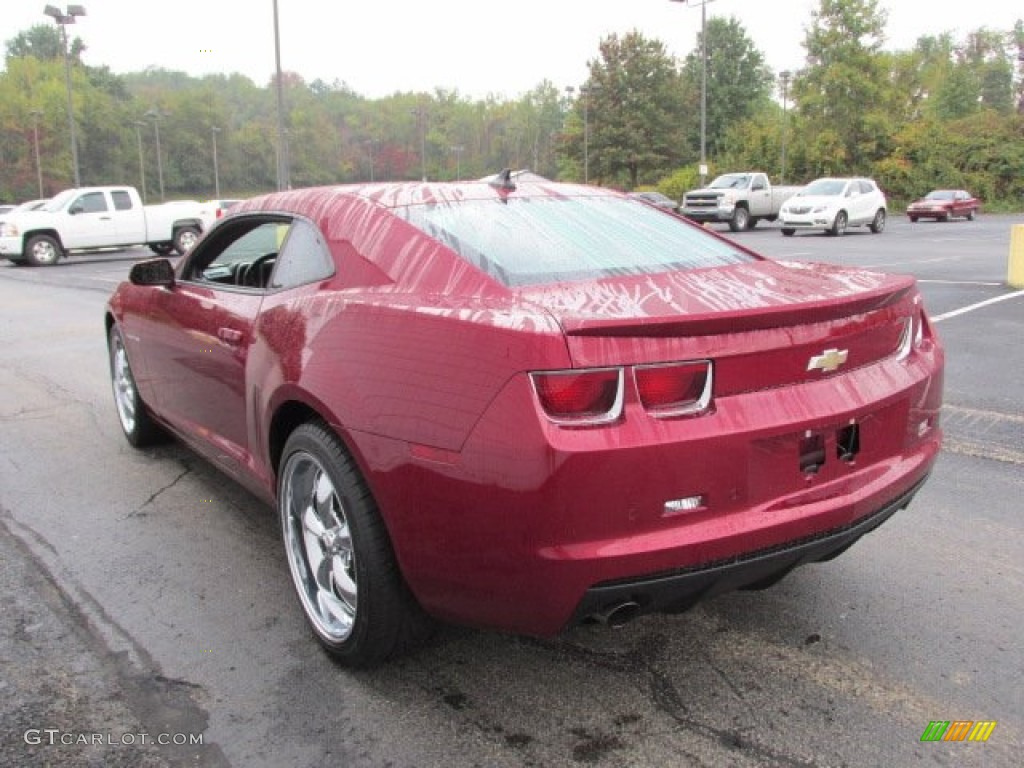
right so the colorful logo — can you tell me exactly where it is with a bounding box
[920,721,997,742]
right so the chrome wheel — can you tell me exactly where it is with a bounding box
[282,451,358,642]
[174,227,200,254]
[26,235,61,266]
[111,334,138,435]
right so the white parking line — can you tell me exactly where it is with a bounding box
[918,279,1002,286]
[932,289,1024,323]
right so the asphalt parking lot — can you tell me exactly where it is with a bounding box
[1,212,1022,767]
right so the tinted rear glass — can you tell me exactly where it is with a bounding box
[397,196,755,287]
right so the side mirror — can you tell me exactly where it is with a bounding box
[69,205,83,215]
[129,258,175,287]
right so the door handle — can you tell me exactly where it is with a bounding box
[217,327,243,345]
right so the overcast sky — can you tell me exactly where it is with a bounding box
[6,1,1022,98]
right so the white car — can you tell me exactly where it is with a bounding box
[779,177,887,236]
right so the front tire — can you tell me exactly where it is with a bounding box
[828,211,848,236]
[728,207,750,233]
[173,226,201,255]
[781,228,795,237]
[108,325,166,447]
[279,422,432,666]
[25,234,63,266]
[869,208,886,233]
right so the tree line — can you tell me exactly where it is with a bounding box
[1,0,1022,207]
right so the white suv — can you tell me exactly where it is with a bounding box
[779,177,887,236]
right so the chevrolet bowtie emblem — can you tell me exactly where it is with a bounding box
[807,348,849,373]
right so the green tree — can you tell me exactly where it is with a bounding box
[568,30,686,189]
[679,16,774,161]
[793,0,892,174]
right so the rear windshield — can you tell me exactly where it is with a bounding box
[396,196,755,287]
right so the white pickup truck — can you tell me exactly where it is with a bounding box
[0,186,216,266]
[680,172,804,232]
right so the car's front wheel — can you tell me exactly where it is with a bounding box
[781,228,795,237]
[869,208,886,233]
[828,211,848,236]
[279,422,432,666]
[25,234,63,266]
[728,207,750,232]
[108,325,166,447]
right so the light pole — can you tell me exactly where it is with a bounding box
[273,0,289,191]
[450,145,464,181]
[145,108,165,202]
[44,4,86,187]
[565,85,594,184]
[30,110,45,198]
[670,0,713,185]
[133,120,147,202]
[411,106,427,181]
[211,126,221,198]
[779,71,791,183]
[365,139,376,182]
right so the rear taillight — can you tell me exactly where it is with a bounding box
[530,368,623,426]
[635,360,713,417]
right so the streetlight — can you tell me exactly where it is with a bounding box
[273,0,289,191]
[211,126,221,198]
[145,108,165,202]
[30,110,44,198]
[779,70,792,183]
[132,120,147,202]
[564,85,595,184]
[411,106,427,181]
[365,139,376,182]
[450,145,464,181]
[670,0,713,185]
[43,4,86,187]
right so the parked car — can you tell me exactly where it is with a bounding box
[203,198,243,220]
[906,190,979,222]
[0,186,215,265]
[628,190,679,212]
[106,179,944,665]
[779,177,887,236]
[680,172,803,231]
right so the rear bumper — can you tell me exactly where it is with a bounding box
[568,474,926,626]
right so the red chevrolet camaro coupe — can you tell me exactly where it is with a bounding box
[106,177,944,665]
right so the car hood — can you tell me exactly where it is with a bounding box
[784,194,844,208]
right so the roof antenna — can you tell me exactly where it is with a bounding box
[488,168,517,192]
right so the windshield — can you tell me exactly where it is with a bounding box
[42,190,78,212]
[397,196,756,287]
[709,174,750,189]
[924,190,954,200]
[801,179,847,197]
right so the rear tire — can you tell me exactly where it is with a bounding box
[966,210,975,221]
[25,234,62,266]
[781,228,795,237]
[173,226,201,255]
[909,216,918,223]
[149,242,174,256]
[869,208,886,233]
[279,422,433,666]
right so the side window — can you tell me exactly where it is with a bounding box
[269,219,334,290]
[111,190,134,210]
[74,192,108,213]
[184,216,291,289]
[860,181,875,194]
[751,175,766,191]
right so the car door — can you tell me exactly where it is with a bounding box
[749,174,770,217]
[141,215,290,475]
[109,188,147,244]
[850,180,874,224]
[61,190,121,249]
